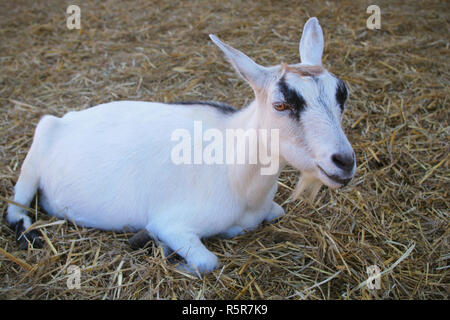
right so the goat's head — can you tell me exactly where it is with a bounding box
[210,17,356,198]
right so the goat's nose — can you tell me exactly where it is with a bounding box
[331,153,355,173]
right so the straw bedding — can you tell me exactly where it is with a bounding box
[0,0,448,299]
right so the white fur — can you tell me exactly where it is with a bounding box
[7,18,355,274]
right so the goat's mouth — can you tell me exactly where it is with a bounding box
[317,165,352,187]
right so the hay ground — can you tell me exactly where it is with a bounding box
[0,0,448,300]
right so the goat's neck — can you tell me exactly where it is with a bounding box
[225,100,286,209]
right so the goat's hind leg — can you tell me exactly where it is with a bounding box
[7,115,59,249]
[6,146,43,249]
[148,225,219,275]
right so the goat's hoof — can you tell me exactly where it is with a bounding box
[14,220,43,249]
[177,261,219,278]
[128,229,152,250]
[180,252,219,276]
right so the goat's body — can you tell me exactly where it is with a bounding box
[33,102,278,231]
[8,101,283,272]
[38,102,235,231]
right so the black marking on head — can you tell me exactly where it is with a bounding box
[278,77,306,120]
[336,79,348,112]
[167,101,238,114]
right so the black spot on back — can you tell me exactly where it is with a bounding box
[278,77,306,120]
[167,101,238,114]
[336,79,348,112]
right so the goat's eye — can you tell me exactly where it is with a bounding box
[274,103,288,112]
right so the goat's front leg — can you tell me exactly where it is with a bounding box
[219,225,246,239]
[220,209,268,239]
[264,202,285,223]
[128,229,172,257]
[149,226,219,275]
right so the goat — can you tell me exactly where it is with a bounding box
[7,17,356,274]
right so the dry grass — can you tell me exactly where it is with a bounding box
[0,0,448,299]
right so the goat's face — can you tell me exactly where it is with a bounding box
[265,65,355,188]
[210,17,356,189]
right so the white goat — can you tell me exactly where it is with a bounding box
[7,18,355,274]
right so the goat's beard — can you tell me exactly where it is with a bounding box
[289,171,323,201]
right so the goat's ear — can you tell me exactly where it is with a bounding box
[299,17,324,66]
[209,34,267,90]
